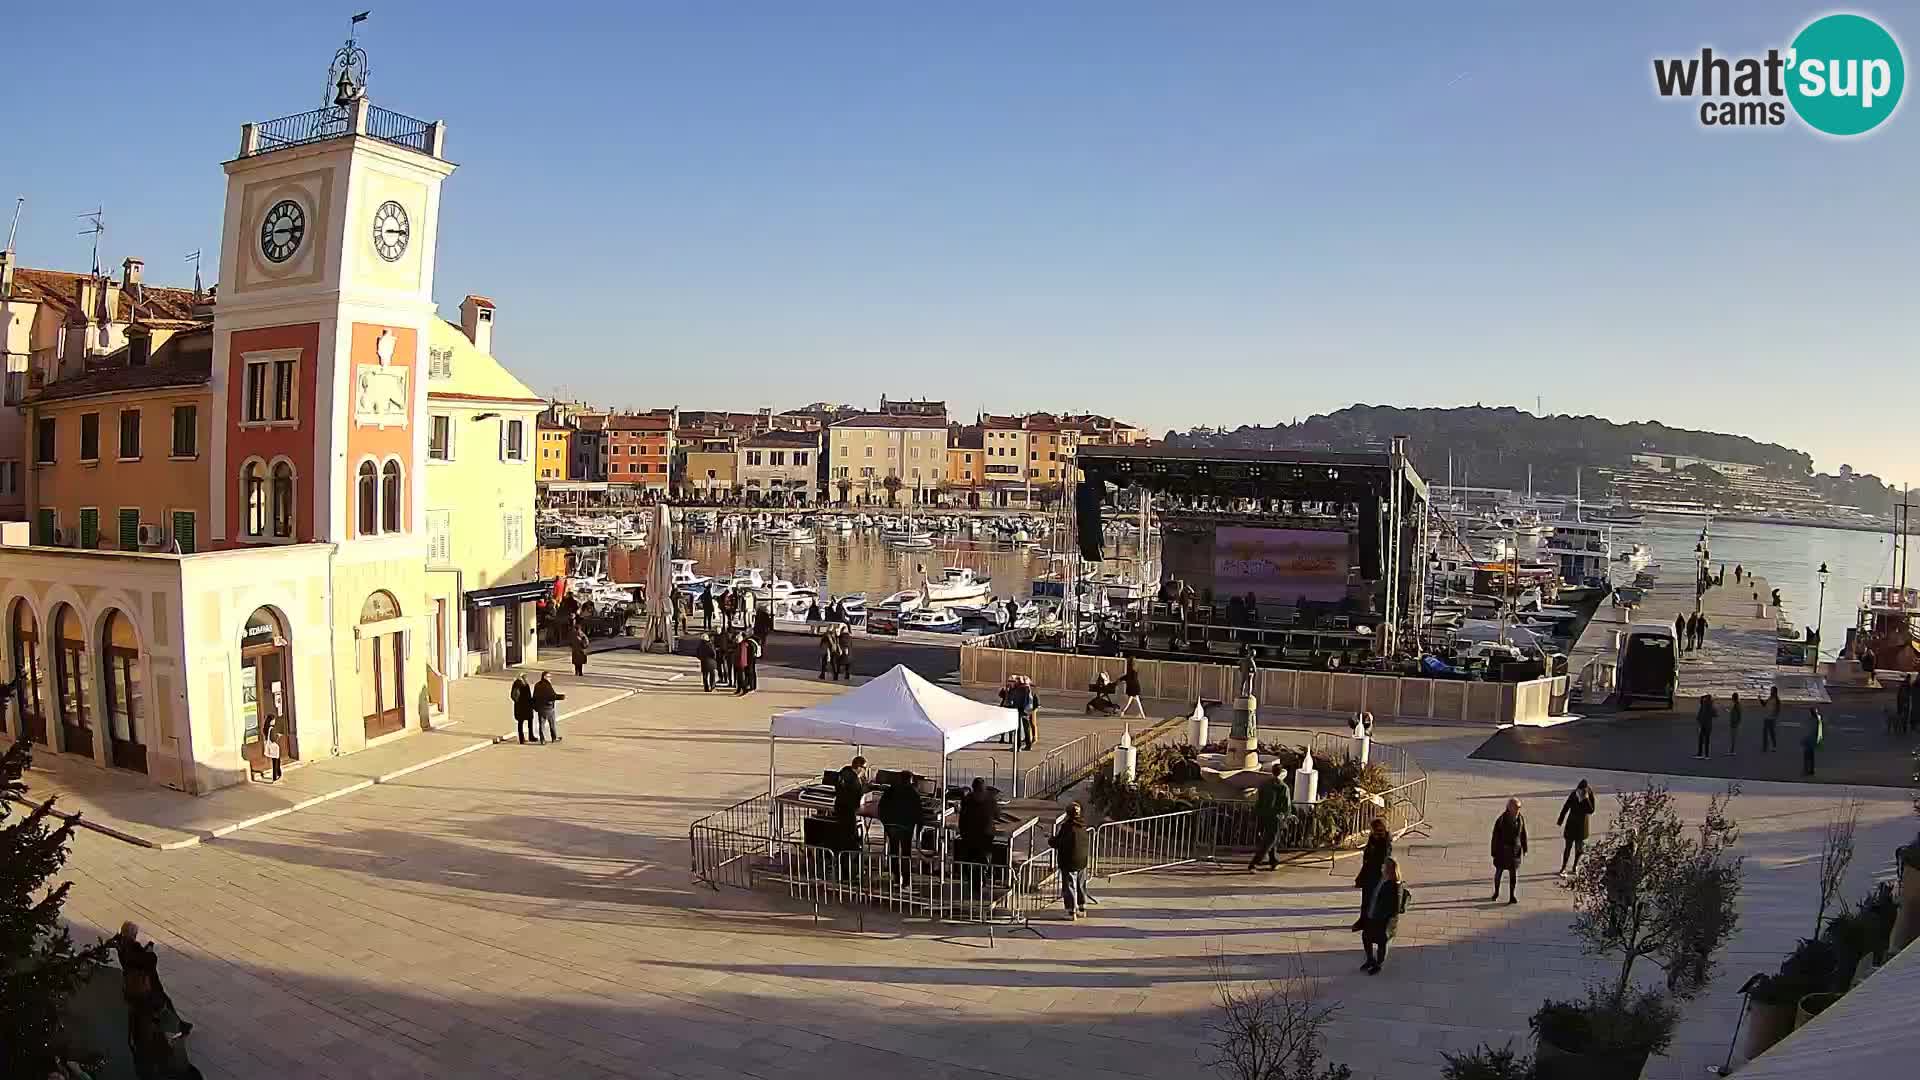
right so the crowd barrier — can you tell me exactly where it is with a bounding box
[961,643,1567,726]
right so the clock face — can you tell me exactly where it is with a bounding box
[371,200,410,262]
[260,200,306,264]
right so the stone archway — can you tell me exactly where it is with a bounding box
[240,606,297,776]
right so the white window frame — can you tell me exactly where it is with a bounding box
[239,349,301,429]
[428,413,454,462]
[501,418,527,462]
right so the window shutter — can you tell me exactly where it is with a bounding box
[35,509,54,545]
[498,420,508,461]
[118,509,140,550]
[171,511,196,554]
[79,508,99,548]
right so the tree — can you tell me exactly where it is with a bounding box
[1813,795,1860,937]
[882,474,902,507]
[1568,781,1744,1004]
[1,737,110,1076]
[1204,954,1352,1080]
[836,478,852,505]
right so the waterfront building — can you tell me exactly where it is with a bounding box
[570,412,607,480]
[1062,412,1148,446]
[736,430,820,505]
[535,421,568,482]
[0,65,543,792]
[946,424,984,504]
[605,413,672,492]
[827,413,947,505]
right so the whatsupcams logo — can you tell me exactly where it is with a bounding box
[1653,12,1904,134]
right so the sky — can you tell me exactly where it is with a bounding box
[3,2,1915,482]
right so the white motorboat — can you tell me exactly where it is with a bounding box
[760,524,816,544]
[877,589,925,613]
[718,568,767,592]
[883,526,935,547]
[670,558,711,592]
[901,607,962,632]
[1614,543,1652,570]
[833,517,856,533]
[923,566,992,603]
[838,593,868,621]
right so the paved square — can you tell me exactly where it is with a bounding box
[48,649,1920,1079]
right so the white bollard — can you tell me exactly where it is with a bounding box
[1349,711,1374,765]
[1113,730,1137,782]
[1187,698,1209,747]
[1293,766,1320,806]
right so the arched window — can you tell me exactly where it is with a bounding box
[9,600,45,744]
[380,460,402,534]
[51,604,91,759]
[100,610,145,773]
[357,461,379,535]
[243,460,266,537]
[271,462,295,539]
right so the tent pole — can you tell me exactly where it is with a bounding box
[939,753,949,920]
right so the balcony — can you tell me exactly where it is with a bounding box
[242,101,442,160]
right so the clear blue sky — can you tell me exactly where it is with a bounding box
[5,3,1914,482]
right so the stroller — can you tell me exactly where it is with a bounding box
[1085,672,1120,715]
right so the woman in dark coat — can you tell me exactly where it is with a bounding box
[1350,817,1392,930]
[1359,856,1403,974]
[1490,798,1528,904]
[1556,780,1595,879]
[510,674,536,743]
[832,765,866,853]
[569,630,589,677]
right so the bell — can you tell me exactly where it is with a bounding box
[333,69,359,108]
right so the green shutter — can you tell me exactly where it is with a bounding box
[78,508,99,548]
[171,511,196,554]
[118,509,140,550]
[34,509,54,545]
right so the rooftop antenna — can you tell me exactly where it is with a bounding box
[77,207,105,277]
[184,250,203,298]
[5,196,23,251]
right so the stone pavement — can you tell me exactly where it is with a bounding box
[42,648,1920,1080]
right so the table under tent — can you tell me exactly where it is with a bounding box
[690,665,1062,937]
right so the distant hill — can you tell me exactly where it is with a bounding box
[1162,405,1902,515]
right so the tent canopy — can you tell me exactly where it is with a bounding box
[769,664,1016,756]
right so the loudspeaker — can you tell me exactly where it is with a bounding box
[1359,495,1381,581]
[1075,483,1105,562]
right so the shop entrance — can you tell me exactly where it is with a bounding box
[240,607,297,773]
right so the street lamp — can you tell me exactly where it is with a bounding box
[1816,562,1830,661]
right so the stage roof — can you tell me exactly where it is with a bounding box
[1077,444,1428,502]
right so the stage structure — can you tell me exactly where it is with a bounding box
[1076,439,1430,658]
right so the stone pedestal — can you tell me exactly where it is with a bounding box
[1226,694,1259,771]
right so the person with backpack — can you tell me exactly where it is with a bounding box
[1246,763,1293,871]
[1358,856,1406,975]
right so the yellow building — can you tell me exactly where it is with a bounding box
[535,421,569,482]
[682,450,736,500]
[424,299,545,674]
[827,413,947,505]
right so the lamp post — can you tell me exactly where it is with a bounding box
[1816,562,1830,665]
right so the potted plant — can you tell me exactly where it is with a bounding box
[1543,782,1742,1080]
[1744,937,1834,1053]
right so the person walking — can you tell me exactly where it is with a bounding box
[260,711,284,782]
[1489,798,1528,904]
[700,586,715,630]
[819,627,838,681]
[877,770,926,887]
[715,630,734,688]
[1359,857,1404,975]
[1695,612,1711,650]
[695,635,717,693]
[1051,802,1094,918]
[1694,694,1716,759]
[1556,780,1595,880]
[1120,657,1145,717]
[1350,817,1392,929]
[1247,763,1294,871]
[1801,707,1823,777]
[532,671,564,743]
[1727,692,1743,753]
[1674,613,1688,652]
[745,633,762,692]
[570,629,589,678]
[835,623,854,680]
[1763,686,1781,751]
[734,633,754,696]
[510,672,536,742]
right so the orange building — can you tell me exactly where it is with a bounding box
[606,414,672,490]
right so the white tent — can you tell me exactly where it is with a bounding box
[767,664,1021,806]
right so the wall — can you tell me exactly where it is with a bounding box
[683,451,736,496]
[536,427,568,481]
[223,321,321,544]
[425,399,539,592]
[342,321,418,539]
[827,425,946,502]
[25,387,212,549]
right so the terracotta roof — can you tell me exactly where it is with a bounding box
[951,426,985,450]
[607,415,672,432]
[8,267,202,324]
[742,430,820,449]
[575,413,609,432]
[829,412,949,430]
[28,324,213,403]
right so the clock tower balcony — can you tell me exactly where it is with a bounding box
[238,97,446,163]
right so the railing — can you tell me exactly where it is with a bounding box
[1019,732,1102,800]
[366,105,433,153]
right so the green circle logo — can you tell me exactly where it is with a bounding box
[1787,13,1905,135]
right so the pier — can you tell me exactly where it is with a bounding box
[1568,568,1829,706]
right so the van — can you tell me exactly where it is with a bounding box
[1616,622,1678,709]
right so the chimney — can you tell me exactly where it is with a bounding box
[122,257,143,289]
[459,295,495,354]
[0,249,13,298]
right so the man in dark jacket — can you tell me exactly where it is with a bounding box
[832,765,865,853]
[877,771,926,885]
[700,586,716,630]
[1051,803,1094,918]
[1695,694,1716,759]
[1007,677,1040,751]
[956,777,997,873]
[1489,798,1528,904]
[1674,613,1688,653]
[1246,763,1293,871]
[532,672,564,743]
[1695,612,1710,650]
[694,636,717,693]
[510,673,536,743]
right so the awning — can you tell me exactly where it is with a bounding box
[464,579,554,610]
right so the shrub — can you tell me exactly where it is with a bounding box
[1751,937,1838,1006]
[1529,989,1680,1058]
[1441,1042,1537,1080]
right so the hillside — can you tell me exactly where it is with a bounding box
[1163,405,1902,515]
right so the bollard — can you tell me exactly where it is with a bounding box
[1187,698,1209,747]
[1293,748,1320,805]
[1112,728,1137,782]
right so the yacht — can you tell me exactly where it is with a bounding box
[1542,519,1613,594]
[923,566,992,603]
[670,558,711,592]
[901,607,963,633]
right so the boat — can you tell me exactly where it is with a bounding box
[877,589,925,613]
[923,566,992,602]
[838,593,868,621]
[900,607,962,633]
[882,525,935,547]
[1613,543,1652,570]
[759,524,816,544]
[1542,519,1613,593]
[670,558,711,592]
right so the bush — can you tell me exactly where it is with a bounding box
[1752,937,1838,1006]
[1529,989,1680,1058]
[1441,1042,1536,1080]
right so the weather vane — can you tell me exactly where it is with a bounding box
[326,11,372,108]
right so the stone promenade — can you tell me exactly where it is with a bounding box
[40,648,1920,1080]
